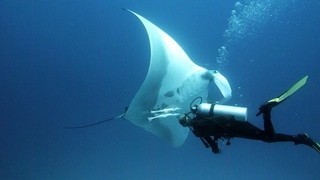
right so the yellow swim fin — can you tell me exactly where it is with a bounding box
[267,75,308,105]
[257,75,308,116]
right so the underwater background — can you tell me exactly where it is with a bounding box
[1,0,320,179]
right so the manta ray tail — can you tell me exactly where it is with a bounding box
[64,114,124,129]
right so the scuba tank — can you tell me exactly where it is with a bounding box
[193,103,247,121]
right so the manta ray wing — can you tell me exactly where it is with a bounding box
[124,10,232,147]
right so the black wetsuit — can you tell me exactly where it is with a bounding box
[190,106,296,154]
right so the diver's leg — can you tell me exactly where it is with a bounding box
[263,133,295,143]
[260,107,320,153]
[263,133,320,153]
[221,120,320,153]
[262,107,275,137]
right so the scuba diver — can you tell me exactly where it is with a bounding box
[179,75,320,154]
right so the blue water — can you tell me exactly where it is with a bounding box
[1,1,320,179]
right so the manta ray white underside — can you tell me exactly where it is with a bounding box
[123,10,232,147]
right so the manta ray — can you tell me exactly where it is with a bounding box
[66,10,232,147]
[122,10,232,147]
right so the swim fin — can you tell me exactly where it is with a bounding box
[256,75,308,116]
[267,75,308,106]
[294,133,320,153]
[312,142,320,153]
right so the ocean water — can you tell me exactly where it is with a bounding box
[1,0,320,179]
